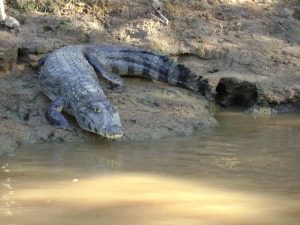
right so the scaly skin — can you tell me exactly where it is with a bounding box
[38,44,213,138]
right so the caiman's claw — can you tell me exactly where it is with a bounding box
[3,16,20,31]
[53,125,75,132]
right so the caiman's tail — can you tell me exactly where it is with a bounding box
[89,45,214,99]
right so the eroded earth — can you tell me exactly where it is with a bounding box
[0,0,299,154]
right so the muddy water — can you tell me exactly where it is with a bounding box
[1,111,300,225]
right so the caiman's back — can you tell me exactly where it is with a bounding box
[38,45,103,103]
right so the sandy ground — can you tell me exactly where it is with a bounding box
[0,0,299,154]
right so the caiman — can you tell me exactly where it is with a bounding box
[38,44,213,139]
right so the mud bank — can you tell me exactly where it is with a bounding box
[0,68,215,155]
[0,0,299,154]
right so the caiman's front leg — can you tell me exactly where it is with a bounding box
[85,52,125,92]
[0,0,20,30]
[45,96,71,129]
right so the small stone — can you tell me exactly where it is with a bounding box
[245,105,277,117]
[279,8,294,18]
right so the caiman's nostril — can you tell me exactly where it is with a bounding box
[105,125,123,135]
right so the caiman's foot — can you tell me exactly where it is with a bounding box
[1,16,20,31]
[45,96,71,130]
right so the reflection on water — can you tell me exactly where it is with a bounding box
[1,111,300,225]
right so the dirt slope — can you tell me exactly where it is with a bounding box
[0,0,299,154]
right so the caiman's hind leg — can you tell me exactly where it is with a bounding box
[45,96,71,130]
[85,52,125,92]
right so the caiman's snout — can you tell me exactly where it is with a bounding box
[103,125,123,139]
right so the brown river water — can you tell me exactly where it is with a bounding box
[1,111,300,225]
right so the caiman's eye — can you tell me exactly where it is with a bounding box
[93,105,102,113]
[88,102,103,113]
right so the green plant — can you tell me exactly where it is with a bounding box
[8,0,54,13]
[56,22,72,32]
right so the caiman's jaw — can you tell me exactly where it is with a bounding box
[96,125,123,139]
[101,132,123,139]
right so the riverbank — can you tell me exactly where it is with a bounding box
[0,0,299,154]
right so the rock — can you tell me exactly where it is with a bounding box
[245,105,277,117]
[18,37,65,54]
[278,7,294,19]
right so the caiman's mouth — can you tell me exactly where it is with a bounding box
[95,125,123,139]
[102,133,123,139]
[84,127,123,139]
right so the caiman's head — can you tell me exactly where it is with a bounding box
[75,100,123,139]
